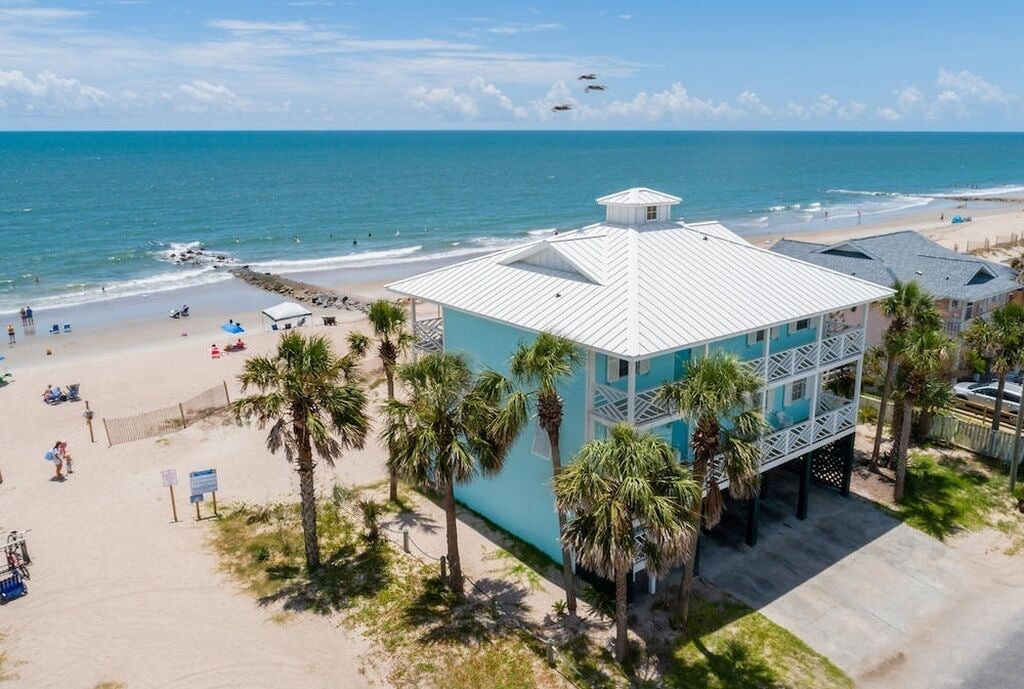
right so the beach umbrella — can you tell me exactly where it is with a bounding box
[221,322,245,334]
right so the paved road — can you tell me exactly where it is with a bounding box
[700,471,1024,689]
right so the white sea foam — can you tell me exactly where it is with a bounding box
[0,265,233,315]
[248,246,425,273]
[768,205,785,212]
[526,227,559,237]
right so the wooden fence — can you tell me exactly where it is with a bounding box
[861,396,1018,464]
[103,382,231,446]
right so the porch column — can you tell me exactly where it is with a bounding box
[745,492,761,547]
[584,351,595,442]
[626,361,636,424]
[840,434,855,497]
[409,299,418,361]
[797,451,812,520]
[648,574,657,595]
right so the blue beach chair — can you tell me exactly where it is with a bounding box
[63,323,72,333]
[0,571,27,602]
[66,383,80,402]
[49,324,59,335]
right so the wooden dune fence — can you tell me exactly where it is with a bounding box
[103,382,231,447]
[928,414,1017,464]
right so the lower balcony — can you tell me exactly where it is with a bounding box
[714,392,857,487]
[413,317,444,353]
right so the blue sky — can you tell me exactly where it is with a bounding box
[1,0,1022,130]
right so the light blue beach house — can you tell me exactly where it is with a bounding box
[388,188,891,592]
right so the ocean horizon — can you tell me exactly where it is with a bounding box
[3,129,1024,315]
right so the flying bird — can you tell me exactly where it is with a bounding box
[577,73,597,80]
[584,85,606,92]
[551,104,573,112]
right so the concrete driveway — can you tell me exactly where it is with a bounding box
[700,467,1024,689]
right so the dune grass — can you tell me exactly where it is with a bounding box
[895,451,1024,546]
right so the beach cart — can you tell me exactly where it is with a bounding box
[1,531,31,602]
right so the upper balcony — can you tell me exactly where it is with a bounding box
[591,325,865,427]
[413,316,444,353]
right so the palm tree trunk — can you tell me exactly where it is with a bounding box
[296,438,321,572]
[991,371,1008,431]
[442,476,464,595]
[385,370,399,503]
[894,400,913,503]
[614,566,628,662]
[546,426,578,619]
[870,358,897,469]
[676,453,706,625]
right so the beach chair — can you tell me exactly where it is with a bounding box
[49,324,59,335]
[62,323,71,333]
[66,383,80,402]
[0,571,27,602]
[283,323,292,330]
[46,388,63,405]
[322,316,336,326]
[297,317,306,327]
[180,306,190,318]
[271,324,279,331]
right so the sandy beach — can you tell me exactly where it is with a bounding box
[2,200,1024,687]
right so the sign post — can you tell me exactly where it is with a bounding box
[161,468,179,522]
[83,402,95,443]
[189,468,219,520]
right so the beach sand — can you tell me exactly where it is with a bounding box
[2,201,1023,687]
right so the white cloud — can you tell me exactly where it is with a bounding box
[876,107,901,121]
[602,83,742,121]
[937,68,1009,104]
[0,7,87,22]
[736,90,772,116]
[0,69,108,109]
[207,19,311,33]
[406,85,479,118]
[809,94,866,120]
[470,77,529,118]
[177,80,253,112]
[486,22,562,35]
[618,14,633,20]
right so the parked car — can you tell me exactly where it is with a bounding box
[953,381,1023,415]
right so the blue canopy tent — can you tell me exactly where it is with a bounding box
[222,322,245,334]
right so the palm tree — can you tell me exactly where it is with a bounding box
[870,280,940,469]
[348,299,416,503]
[658,352,769,624]
[962,303,1024,431]
[507,333,583,618]
[234,332,369,572]
[381,352,525,594]
[553,424,699,662]
[891,325,953,502]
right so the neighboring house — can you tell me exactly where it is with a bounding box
[388,188,890,593]
[771,231,1021,343]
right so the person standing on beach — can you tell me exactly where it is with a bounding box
[19,308,26,326]
[46,442,64,480]
[59,441,73,474]
[857,210,862,225]
[25,307,33,325]
[7,324,15,344]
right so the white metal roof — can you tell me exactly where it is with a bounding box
[596,187,682,206]
[388,201,892,359]
[262,301,312,321]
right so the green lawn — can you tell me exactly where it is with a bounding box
[895,451,1024,547]
[663,594,852,689]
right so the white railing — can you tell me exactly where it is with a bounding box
[591,384,673,425]
[712,397,856,488]
[943,319,964,338]
[743,328,864,385]
[413,317,444,352]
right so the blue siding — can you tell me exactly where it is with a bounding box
[765,383,812,429]
[442,308,585,562]
[595,351,674,392]
[771,320,818,351]
[709,333,763,362]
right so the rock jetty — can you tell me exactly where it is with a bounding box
[231,267,374,312]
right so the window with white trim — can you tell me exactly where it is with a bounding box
[607,356,630,382]
[789,318,811,334]
[638,358,651,375]
[747,329,766,346]
[785,378,808,405]
[645,205,658,220]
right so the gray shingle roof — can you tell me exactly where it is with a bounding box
[771,231,1020,302]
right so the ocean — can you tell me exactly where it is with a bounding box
[2,130,1024,315]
